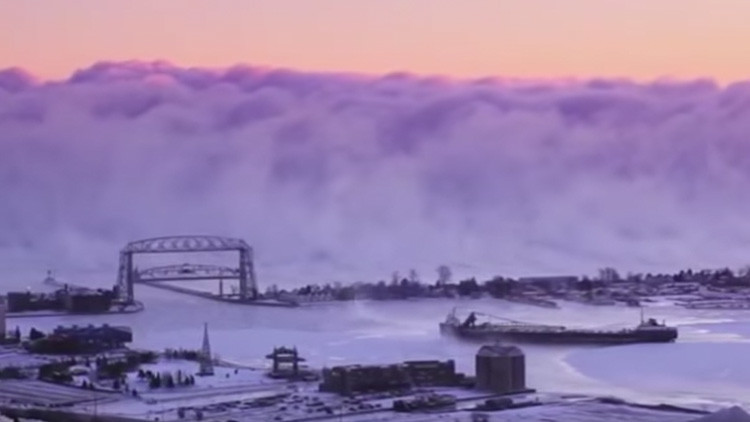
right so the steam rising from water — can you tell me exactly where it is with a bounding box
[2,61,750,284]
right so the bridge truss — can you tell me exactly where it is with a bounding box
[136,263,240,282]
[116,235,257,303]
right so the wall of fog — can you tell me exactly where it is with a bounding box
[2,62,750,285]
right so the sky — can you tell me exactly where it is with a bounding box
[2,0,749,82]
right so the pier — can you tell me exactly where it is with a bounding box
[6,301,145,319]
[138,281,298,307]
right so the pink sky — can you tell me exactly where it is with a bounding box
[2,0,749,81]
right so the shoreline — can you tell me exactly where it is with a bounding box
[5,301,145,319]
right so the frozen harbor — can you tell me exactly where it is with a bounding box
[6,276,750,414]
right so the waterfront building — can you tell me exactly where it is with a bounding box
[319,359,463,395]
[320,363,410,395]
[403,360,462,386]
[27,324,132,354]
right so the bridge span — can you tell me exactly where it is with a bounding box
[135,263,240,282]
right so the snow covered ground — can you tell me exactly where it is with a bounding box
[85,362,288,420]
[0,380,114,407]
[84,373,707,422]
[0,347,52,369]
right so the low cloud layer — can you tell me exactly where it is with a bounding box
[2,61,750,285]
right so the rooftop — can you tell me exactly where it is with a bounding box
[476,344,525,358]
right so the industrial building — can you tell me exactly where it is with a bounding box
[320,364,410,395]
[61,288,114,313]
[6,288,114,314]
[475,344,526,394]
[403,360,463,386]
[319,359,464,395]
[52,324,132,344]
[26,324,132,354]
[6,291,64,312]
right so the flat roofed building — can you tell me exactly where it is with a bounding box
[320,359,463,395]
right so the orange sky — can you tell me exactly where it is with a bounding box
[2,0,749,81]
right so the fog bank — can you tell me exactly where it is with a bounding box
[2,62,750,285]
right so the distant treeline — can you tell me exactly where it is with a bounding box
[263,266,750,302]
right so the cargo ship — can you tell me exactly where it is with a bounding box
[439,308,678,345]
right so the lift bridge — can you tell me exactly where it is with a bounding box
[116,235,257,304]
[136,263,240,282]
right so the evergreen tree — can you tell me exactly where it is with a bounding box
[29,328,44,340]
[149,373,161,389]
[436,265,452,285]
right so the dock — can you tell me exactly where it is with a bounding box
[137,281,299,307]
[6,274,146,319]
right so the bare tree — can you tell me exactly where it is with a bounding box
[391,271,401,285]
[408,269,419,284]
[598,267,620,283]
[436,265,452,285]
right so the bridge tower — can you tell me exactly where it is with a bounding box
[116,251,135,304]
[238,247,256,302]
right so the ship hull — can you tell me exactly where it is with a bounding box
[440,323,677,345]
